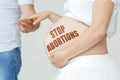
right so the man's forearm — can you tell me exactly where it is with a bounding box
[18,4,40,32]
[20,4,35,17]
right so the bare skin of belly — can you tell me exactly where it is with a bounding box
[44,16,108,58]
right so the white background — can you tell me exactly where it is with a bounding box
[19,0,120,80]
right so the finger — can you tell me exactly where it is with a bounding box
[51,61,58,68]
[50,58,60,68]
[50,53,54,57]
[33,18,41,25]
[17,20,21,27]
[20,19,33,25]
[23,19,33,25]
[17,20,20,25]
[18,20,31,33]
[21,27,31,33]
[55,63,64,69]
[48,53,55,59]
[51,61,55,65]
[48,54,51,58]
[53,63,61,68]
[19,23,31,33]
[20,28,30,33]
[18,19,24,25]
[19,21,39,32]
[19,19,32,25]
[18,26,26,33]
[17,19,22,25]
[21,21,33,29]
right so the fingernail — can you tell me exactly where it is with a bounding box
[48,55,50,57]
[51,54,54,57]
[33,22,36,25]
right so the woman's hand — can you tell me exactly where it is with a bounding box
[27,11,50,25]
[48,51,70,68]
[17,11,50,33]
[28,11,62,24]
[18,11,62,33]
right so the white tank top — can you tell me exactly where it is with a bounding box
[64,0,120,37]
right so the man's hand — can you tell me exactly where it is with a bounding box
[17,18,40,33]
[48,51,70,68]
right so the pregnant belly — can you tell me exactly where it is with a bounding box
[44,16,88,54]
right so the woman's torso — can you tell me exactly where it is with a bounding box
[44,16,108,57]
[45,0,120,57]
